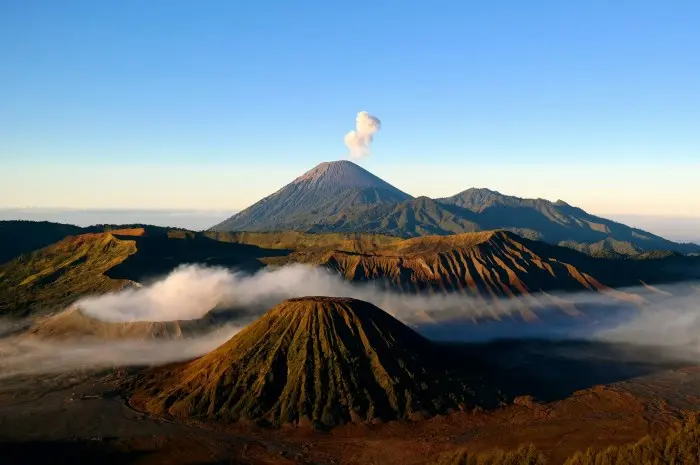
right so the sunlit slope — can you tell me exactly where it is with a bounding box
[265,231,650,300]
[0,232,136,317]
[135,297,496,427]
[0,228,287,317]
[3,227,697,320]
[205,230,402,253]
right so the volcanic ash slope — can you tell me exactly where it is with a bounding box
[135,297,497,428]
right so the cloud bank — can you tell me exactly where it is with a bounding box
[0,326,241,379]
[75,263,700,350]
[2,262,699,378]
[76,263,619,325]
[597,292,700,359]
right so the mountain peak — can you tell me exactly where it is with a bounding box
[293,160,398,190]
[210,160,412,232]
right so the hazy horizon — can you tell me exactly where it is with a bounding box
[2,207,699,244]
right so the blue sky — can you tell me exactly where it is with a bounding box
[1,1,699,216]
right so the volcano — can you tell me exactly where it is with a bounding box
[210,160,413,232]
[135,297,494,427]
[209,162,698,256]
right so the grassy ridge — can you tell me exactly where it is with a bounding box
[0,233,135,317]
[0,227,293,318]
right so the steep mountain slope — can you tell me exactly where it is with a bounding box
[0,232,137,318]
[264,231,649,308]
[213,230,695,300]
[210,160,413,232]
[306,196,482,237]
[134,297,495,427]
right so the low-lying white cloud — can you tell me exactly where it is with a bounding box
[78,265,241,322]
[77,263,659,332]
[3,262,700,378]
[597,293,700,359]
[0,325,241,379]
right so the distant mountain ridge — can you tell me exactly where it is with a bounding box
[211,161,700,256]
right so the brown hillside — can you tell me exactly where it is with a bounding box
[134,297,496,428]
[0,228,289,318]
[0,233,136,317]
[266,231,645,304]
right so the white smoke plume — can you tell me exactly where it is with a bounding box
[344,111,381,159]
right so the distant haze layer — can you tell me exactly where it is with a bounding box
[0,208,232,231]
[609,215,700,244]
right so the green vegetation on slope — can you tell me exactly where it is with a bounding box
[205,230,402,253]
[0,233,136,317]
[0,227,291,318]
[307,193,699,256]
[136,297,497,427]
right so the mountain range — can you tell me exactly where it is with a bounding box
[3,225,699,321]
[211,160,699,257]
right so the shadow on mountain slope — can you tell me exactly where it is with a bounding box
[450,338,692,403]
[105,230,292,282]
[0,221,99,265]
